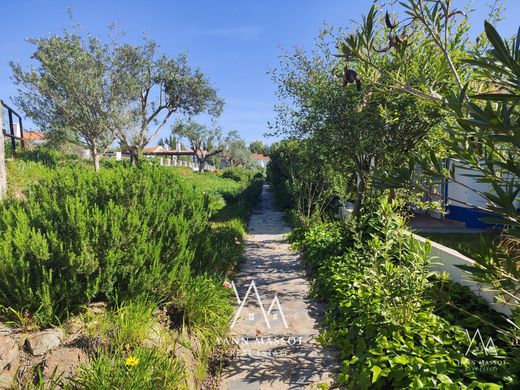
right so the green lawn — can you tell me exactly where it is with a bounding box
[421,232,499,258]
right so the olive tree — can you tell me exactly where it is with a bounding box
[10,31,127,170]
[224,131,255,168]
[113,41,224,164]
[271,33,441,215]
[172,119,235,172]
[249,140,269,155]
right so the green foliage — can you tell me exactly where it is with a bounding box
[192,168,263,274]
[171,119,230,171]
[339,1,520,313]
[92,298,160,349]
[271,28,444,215]
[293,199,518,388]
[441,23,520,311]
[73,346,185,389]
[193,219,245,275]
[10,29,124,170]
[223,131,256,168]
[248,140,269,155]
[1,155,262,386]
[170,274,233,336]
[267,138,348,218]
[0,165,210,325]
[383,22,520,313]
[14,148,84,168]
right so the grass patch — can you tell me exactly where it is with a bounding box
[421,232,499,258]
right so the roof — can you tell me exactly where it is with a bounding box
[143,145,166,154]
[143,145,196,156]
[23,131,45,140]
[252,153,270,161]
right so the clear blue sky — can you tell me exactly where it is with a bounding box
[1,1,519,145]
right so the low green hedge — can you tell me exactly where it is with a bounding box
[292,199,518,389]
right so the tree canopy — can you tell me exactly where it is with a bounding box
[113,40,224,163]
[11,30,128,170]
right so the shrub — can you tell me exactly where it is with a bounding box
[220,166,263,183]
[193,219,245,275]
[295,199,518,388]
[0,165,210,325]
[169,274,233,336]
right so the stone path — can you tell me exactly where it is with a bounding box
[219,184,338,390]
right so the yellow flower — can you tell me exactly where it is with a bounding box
[125,356,139,367]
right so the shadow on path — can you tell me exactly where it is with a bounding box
[219,184,339,390]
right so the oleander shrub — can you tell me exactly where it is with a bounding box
[0,165,211,325]
[294,199,518,388]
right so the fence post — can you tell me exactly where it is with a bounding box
[0,102,6,199]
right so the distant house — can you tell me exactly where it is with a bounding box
[142,143,197,160]
[142,143,216,171]
[22,130,46,147]
[143,145,168,154]
[420,161,520,229]
[252,153,270,169]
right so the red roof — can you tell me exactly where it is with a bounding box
[23,131,45,140]
[143,145,165,154]
[252,153,269,161]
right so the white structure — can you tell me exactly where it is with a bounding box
[421,160,518,228]
[413,233,512,316]
[252,153,269,169]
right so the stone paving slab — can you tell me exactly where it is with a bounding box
[220,184,338,390]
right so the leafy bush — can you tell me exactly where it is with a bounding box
[294,199,518,388]
[220,166,263,183]
[193,218,245,275]
[0,165,210,325]
[1,152,263,388]
[14,148,83,167]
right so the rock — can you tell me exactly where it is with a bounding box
[26,329,62,356]
[174,344,196,390]
[143,323,164,347]
[87,302,107,314]
[0,335,19,372]
[43,347,88,381]
[0,357,21,390]
[64,318,84,344]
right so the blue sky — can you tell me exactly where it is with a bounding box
[1,1,519,145]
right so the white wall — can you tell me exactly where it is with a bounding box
[412,233,512,316]
[448,161,491,210]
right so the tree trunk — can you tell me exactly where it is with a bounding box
[93,153,101,171]
[0,102,6,199]
[129,148,141,166]
[198,159,205,173]
[388,188,396,202]
[353,172,366,217]
[91,144,100,172]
